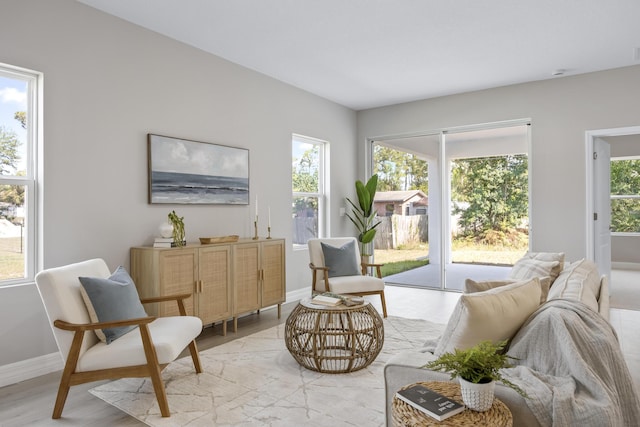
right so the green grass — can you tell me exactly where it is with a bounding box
[380,259,429,277]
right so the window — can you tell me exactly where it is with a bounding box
[0,64,40,285]
[610,157,640,233]
[292,134,326,249]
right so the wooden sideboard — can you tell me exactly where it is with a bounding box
[130,238,286,335]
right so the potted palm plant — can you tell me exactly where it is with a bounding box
[423,340,527,411]
[345,174,381,262]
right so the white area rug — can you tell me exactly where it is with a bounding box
[89,316,445,426]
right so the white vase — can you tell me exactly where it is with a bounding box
[459,377,495,412]
[159,222,173,238]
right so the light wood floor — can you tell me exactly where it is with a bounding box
[1,280,638,427]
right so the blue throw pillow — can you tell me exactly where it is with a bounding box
[79,266,148,344]
[321,241,360,278]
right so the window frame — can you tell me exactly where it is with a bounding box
[610,156,640,236]
[292,134,327,250]
[0,63,41,286]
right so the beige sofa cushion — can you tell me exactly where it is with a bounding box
[464,276,551,305]
[547,259,600,312]
[434,278,541,357]
[520,252,565,281]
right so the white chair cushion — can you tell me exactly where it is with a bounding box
[77,315,203,372]
[317,275,385,294]
[434,278,541,357]
[547,258,600,312]
[35,259,112,361]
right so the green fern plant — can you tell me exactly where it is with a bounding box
[424,340,528,398]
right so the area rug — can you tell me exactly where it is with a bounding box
[89,316,445,426]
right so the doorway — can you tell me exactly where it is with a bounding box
[370,121,531,291]
[586,126,640,310]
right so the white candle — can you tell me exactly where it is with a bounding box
[268,207,271,227]
[255,196,258,221]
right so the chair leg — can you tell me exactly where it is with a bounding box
[379,291,388,318]
[52,375,72,419]
[188,340,203,373]
[139,324,171,417]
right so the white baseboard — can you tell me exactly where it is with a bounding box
[286,287,310,304]
[0,287,311,388]
[0,352,63,388]
[612,262,640,271]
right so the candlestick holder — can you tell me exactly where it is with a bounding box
[253,220,259,240]
[267,226,272,239]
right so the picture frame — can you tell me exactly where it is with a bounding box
[148,134,249,205]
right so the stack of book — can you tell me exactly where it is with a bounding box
[153,237,186,248]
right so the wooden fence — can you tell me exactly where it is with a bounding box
[374,214,428,249]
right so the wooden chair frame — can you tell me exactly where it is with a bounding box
[309,261,388,318]
[51,293,202,419]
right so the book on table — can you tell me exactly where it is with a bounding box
[311,294,342,306]
[396,384,465,421]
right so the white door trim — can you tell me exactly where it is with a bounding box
[585,125,640,261]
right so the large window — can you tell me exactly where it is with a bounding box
[0,64,40,285]
[611,157,640,233]
[292,134,326,249]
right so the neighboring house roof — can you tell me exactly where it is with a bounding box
[374,190,427,203]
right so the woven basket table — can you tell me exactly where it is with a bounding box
[392,381,513,427]
[284,299,384,373]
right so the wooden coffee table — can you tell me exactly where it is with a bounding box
[284,298,384,373]
[392,381,513,426]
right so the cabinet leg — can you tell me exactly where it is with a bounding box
[278,304,281,319]
[222,320,227,336]
[233,317,238,333]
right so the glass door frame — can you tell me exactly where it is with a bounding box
[366,119,532,291]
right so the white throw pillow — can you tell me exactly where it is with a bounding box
[521,252,565,282]
[464,277,551,305]
[509,257,560,283]
[547,258,600,312]
[434,278,541,357]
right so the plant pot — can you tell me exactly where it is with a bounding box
[459,377,495,412]
[159,222,173,238]
[361,255,372,265]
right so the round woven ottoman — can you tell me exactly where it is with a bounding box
[393,381,513,426]
[284,299,384,373]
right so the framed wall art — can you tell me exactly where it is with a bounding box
[148,134,249,205]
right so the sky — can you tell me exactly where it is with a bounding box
[0,76,27,173]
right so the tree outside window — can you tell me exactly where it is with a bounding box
[611,158,640,233]
[292,135,325,248]
[0,65,39,284]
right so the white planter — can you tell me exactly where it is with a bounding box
[159,222,173,238]
[459,377,495,412]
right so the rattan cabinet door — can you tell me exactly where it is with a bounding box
[198,245,232,324]
[233,242,261,315]
[261,240,285,308]
[158,248,198,317]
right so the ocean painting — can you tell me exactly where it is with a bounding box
[148,134,249,204]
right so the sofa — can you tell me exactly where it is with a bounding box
[384,254,640,426]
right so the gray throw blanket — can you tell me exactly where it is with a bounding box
[502,298,640,427]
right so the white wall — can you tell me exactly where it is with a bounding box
[0,0,356,376]
[357,65,640,262]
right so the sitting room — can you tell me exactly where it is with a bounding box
[1,1,640,426]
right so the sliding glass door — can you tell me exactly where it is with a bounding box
[370,122,530,291]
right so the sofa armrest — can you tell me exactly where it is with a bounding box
[383,351,541,427]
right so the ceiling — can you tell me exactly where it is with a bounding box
[77,0,640,111]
